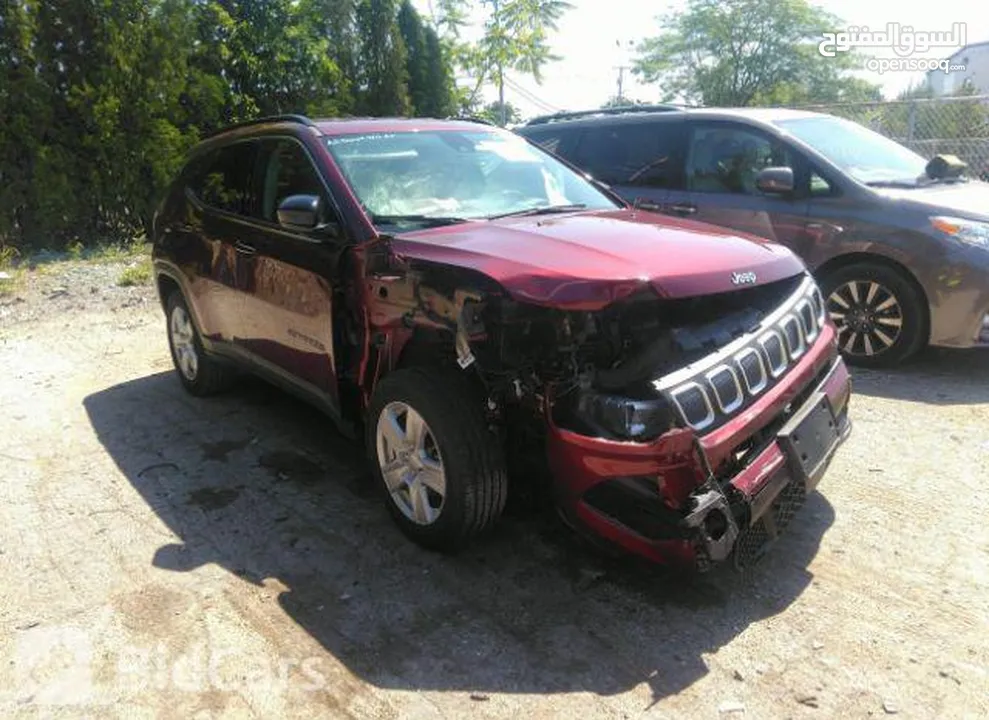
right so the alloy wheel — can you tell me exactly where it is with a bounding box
[827,280,904,357]
[169,305,200,381]
[375,401,447,525]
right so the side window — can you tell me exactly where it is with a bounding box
[810,171,835,197]
[529,132,564,154]
[573,122,682,188]
[190,142,257,215]
[686,125,792,195]
[258,140,328,223]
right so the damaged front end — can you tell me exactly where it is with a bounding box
[538,272,851,570]
[365,256,850,571]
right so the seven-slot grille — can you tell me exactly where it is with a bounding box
[654,277,827,434]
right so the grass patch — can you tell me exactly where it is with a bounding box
[0,246,23,296]
[0,269,24,296]
[117,258,153,287]
[16,238,149,269]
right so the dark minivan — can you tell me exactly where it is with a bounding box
[517,106,989,367]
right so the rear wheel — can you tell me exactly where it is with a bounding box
[366,367,508,552]
[165,291,233,395]
[820,262,926,368]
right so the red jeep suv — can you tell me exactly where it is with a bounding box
[152,115,852,570]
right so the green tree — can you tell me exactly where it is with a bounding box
[399,1,456,117]
[355,0,410,115]
[431,1,572,124]
[633,0,880,106]
[600,97,652,108]
[0,0,460,251]
[0,0,47,245]
[398,0,429,114]
[479,100,522,125]
[421,24,457,117]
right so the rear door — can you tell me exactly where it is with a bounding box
[235,137,346,409]
[183,141,260,344]
[668,120,813,248]
[569,119,687,211]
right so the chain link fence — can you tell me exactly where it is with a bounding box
[789,95,989,179]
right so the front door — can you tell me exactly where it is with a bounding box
[664,121,813,251]
[236,137,345,408]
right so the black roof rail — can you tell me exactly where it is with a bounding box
[445,115,495,126]
[522,104,686,126]
[204,114,319,139]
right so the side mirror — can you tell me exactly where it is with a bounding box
[277,194,321,231]
[756,167,795,195]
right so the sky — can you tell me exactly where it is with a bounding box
[414,0,989,119]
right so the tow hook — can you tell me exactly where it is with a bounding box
[681,484,740,564]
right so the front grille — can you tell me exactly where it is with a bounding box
[655,276,826,434]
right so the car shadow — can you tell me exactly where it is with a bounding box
[849,347,989,405]
[83,372,835,701]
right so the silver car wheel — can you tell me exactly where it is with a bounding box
[169,305,200,381]
[375,401,447,526]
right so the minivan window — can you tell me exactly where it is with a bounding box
[325,129,619,226]
[775,116,928,185]
[573,123,682,188]
[191,142,258,215]
[526,131,566,154]
[686,125,792,194]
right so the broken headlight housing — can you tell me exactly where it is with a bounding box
[572,389,679,441]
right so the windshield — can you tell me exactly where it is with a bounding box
[775,116,928,185]
[324,129,619,228]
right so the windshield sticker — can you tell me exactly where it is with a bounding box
[326,133,398,146]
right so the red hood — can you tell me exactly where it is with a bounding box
[389,209,805,310]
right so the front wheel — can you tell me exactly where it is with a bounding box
[366,367,508,552]
[820,262,926,368]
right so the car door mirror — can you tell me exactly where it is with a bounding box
[277,194,321,231]
[756,167,795,195]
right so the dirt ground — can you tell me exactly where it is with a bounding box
[1,262,987,719]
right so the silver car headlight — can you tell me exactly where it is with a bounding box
[931,216,989,249]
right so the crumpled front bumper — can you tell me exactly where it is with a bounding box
[546,328,852,570]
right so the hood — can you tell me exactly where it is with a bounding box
[871,180,989,221]
[388,208,804,310]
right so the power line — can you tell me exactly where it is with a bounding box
[502,75,562,113]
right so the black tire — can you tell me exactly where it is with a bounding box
[165,291,234,396]
[366,367,508,552]
[819,262,926,368]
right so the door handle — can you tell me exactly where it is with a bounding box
[234,241,256,256]
[670,203,697,216]
[634,199,662,211]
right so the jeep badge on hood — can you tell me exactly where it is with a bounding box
[731,271,757,285]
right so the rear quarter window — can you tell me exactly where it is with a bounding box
[573,121,683,188]
[518,127,578,157]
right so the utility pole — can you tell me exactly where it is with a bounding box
[615,65,627,104]
[614,39,634,106]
